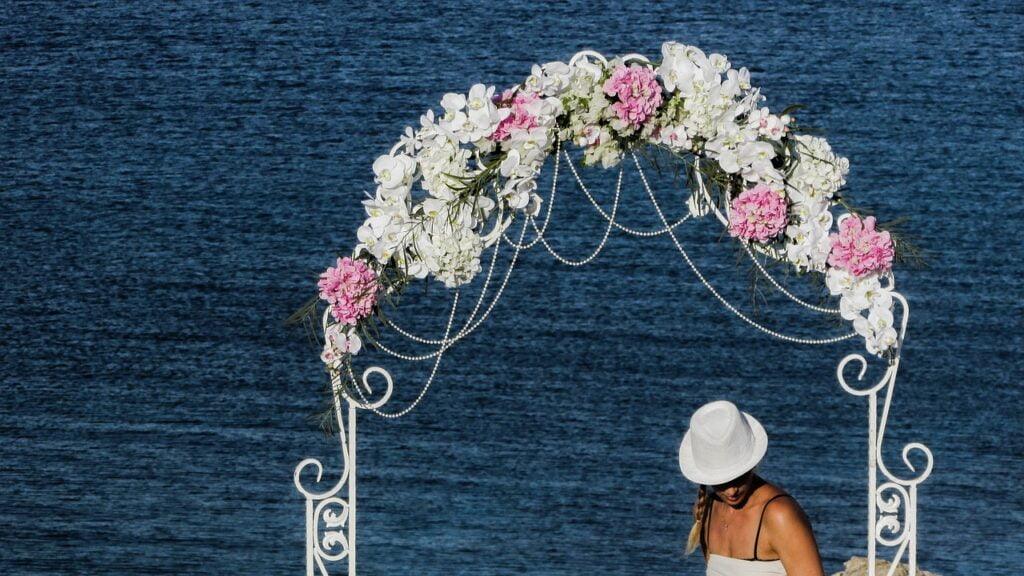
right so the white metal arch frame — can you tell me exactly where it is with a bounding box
[294,74,932,576]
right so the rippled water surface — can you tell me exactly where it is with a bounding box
[2,1,1022,574]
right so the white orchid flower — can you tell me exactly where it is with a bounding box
[738,141,779,182]
[835,275,882,320]
[372,154,416,192]
[499,178,531,211]
[656,42,689,93]
[868,306,895,334]
[399,126,418,155]
[709,53,729,74]
[441,92,466,114]
[322,324,363,365]
[657,125,691,150]
[508,127,549,161]
[465,84,498,125]
[840,296,867,321]
[499,149,524,178]
[725,67,751,94]
[826,267,855,295]
[531,61,572,96]
[571,56,604,84]
[870,326,899,354]
[852,316,874,340]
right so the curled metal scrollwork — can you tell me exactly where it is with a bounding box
[295,373,357,576]
[836,291,933,575]
[875,482,909,547]
[347,365,395,410]
[315,497,351,562]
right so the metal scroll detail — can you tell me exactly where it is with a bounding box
[838,292,934,576]
[293,367,394,576]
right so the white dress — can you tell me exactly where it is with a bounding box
[707,553,787,575]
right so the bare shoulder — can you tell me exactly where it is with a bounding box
[763,493,813,531]
[761,492,824,575]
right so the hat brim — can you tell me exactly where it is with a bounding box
[678,412,768,486]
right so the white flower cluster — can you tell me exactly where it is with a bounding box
[784,135,850,272]
[357,153,417,270]
[411,199,493,288]
[497,95,564,214]
[656,42,788,186]
[826,267,898,355]
[342,42,897,357]
[542,55,626,168]
[355,80,563,288]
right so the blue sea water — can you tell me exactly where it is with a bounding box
[2,1,1022,574]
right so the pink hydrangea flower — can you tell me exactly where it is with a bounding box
[827,215,895,278]
[491,89,540,141]
[727,184,788,243]
[318,257,379,325]
[602,64,663,128]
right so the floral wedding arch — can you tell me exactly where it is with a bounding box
[292,42,933,576]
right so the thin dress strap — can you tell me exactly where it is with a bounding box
[752,494,791,561]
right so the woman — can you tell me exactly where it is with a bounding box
[679,400,824,576]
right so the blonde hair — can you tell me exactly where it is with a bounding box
[685,484,711,556]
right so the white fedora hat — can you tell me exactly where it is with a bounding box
[679,400,768,485]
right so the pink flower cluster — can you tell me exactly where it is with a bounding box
[602,64,663,128]
[318,257,379,325]
[491,89,540,141]
[727,184,788,242]
[827,216,895,277]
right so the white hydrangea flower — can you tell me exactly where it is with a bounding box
[417,136,473,201]
[412,206,485,288]
[558,56,608,147]
[585,138,624,168]
[686,86,740,142]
